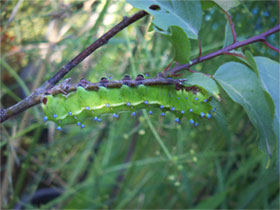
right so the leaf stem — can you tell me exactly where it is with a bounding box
[165,24,280,77]
[263,40,280,53]
[224,11,237,43]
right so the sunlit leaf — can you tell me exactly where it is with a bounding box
[213,0,240,11]
[127,0,202,39]
[168,26,191,63]
[200,0,216,10]
[214,62,275,155]
[254,56,280,142]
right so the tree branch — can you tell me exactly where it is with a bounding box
[0,10,147,123]
[165,24,280,77]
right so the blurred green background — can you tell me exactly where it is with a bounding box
[1,0,279,209]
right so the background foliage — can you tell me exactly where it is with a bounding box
[1,0,279,209]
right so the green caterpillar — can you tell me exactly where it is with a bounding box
[42,75,215,130]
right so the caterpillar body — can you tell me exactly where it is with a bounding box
[42,75,215,129]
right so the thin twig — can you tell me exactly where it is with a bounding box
[0,10,147,123]
[224,10,237,43]
[263,40,280,53]
[187,68,212,77]
[165,24,280,77]
[223,51,246,59]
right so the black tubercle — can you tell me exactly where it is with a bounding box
[98,77,109,87]
[48,75,193,97]
[135,74,144,81]
[99,77,109,83]
[122,75,132,86]
[122,75,131,80]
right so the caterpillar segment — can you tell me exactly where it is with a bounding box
[42,76,215,130]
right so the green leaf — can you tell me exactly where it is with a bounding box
[213,0,240,11]
[127,0,202,39]
[184,73,220,99]
[223,22,233,47]
[214,62,275,156]
[200,0,216,10]
[254,56,280,147]
[195,192,227,209]
[245,51,257,71]
[168,26,191,63]
[224,50,255,70]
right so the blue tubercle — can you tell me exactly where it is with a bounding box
[189,119,194,124]
[204,99,208,102]
[175,118,180,123]
[57,126,62,131]
[160,105,164,109]
[206,113,212,119]
[177,97,180,100]
[194,122,199,126]
[144,100,148,105]
[81,124,85,128]
[149,110,153,115]
[85,106,90,110]
[212,107,216,112]
[194,97,198,101]
[171,107,175,111]
[189,108,193,112]
[94,116,98,121]
[131,112,136,117]
[97,118,101,123]
[106,104,110,108]
[113,113,118,118]
[68,112,72,116]
[43,116,48,122]
[77,122,81,126]
[185,97,188,99]
[127,102,131,106]
[181,110,185,114]
[200,112,205,118]
[53,114,57,118]
[161,112,165,116]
